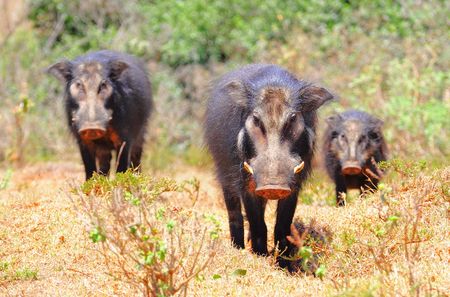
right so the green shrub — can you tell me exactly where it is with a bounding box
[72,171,220,296]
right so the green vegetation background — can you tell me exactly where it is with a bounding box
[0,0,448,168]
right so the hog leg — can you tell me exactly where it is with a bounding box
[130,143,143,171]
[335,171,347,206]
[97,150,112,175]
[79,145,97,180]
[242,193,268,255]
[274,191,299,271]
[223,188,245,249]
[116,142,131,173]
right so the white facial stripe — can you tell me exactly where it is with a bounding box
[88,98,96,121]
[349,141,357,160]
[237,128,245,159]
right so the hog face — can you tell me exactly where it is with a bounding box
[48,59,128,141]
[327,114,384,176]
[233,83,333,200]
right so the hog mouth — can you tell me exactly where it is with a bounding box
[78,127,107,140]
[255,184,292,200]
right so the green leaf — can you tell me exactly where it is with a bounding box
[315,264,327,280]
[196,274,206,281]
[210,230,219,240]
[129,225,137,235]
[0,169,12,190]
[156,243,167,261]
[375,228,386,237]
[298,246,313,259]
[156,207,166,220]
[144,252,155,265]
[212,274,221,280]
[232,269,247,276]
[89,227,106,243]
[166,220,175,232]
[388,215,400,223]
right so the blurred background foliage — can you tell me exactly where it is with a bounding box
[0,0,448,169]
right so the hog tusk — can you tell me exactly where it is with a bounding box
[243,161,254,175]
[294,161,305,174]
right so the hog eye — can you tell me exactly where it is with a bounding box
[289,113,297,123]
[74,81,82,89]
[252,113,261,127]
[252,112,266,134]
[98,81,108,93]
[369,131,379,140]
[358,135,367,143]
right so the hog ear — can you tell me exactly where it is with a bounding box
[299,85,334,112]
[224,80,249,106]
[374,118,384,127]
[326,114,341,126]
[47,60,72,83]
[109,60,129,80]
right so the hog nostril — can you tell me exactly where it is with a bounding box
[255,185,292,200]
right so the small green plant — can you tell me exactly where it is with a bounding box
[0,261,39,283]
[0,169,12,190]
[340,231,356,251]
[14,268,38,281]
[89,227,106,243]
[72,171,219,296]
[315,264,327,280]
[0,261,10,272]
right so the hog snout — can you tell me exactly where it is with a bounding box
[341,161,362,175]
[78,126,107,140]
[243,161,300,200]
[255,184,292,200]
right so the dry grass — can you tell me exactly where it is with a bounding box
[0,161,448,296]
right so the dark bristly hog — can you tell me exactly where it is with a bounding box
[323,110,388,206]
[204,64,333,271]
[48,50,153,180]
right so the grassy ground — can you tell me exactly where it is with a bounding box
[0,160,448,296]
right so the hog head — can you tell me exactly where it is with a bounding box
[327,113,384,176]
[48,59,128,142]
[230,82,333,200]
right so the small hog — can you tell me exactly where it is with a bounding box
[323,110,388,206]
[204,64,333,271]
[48,50,153,180]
